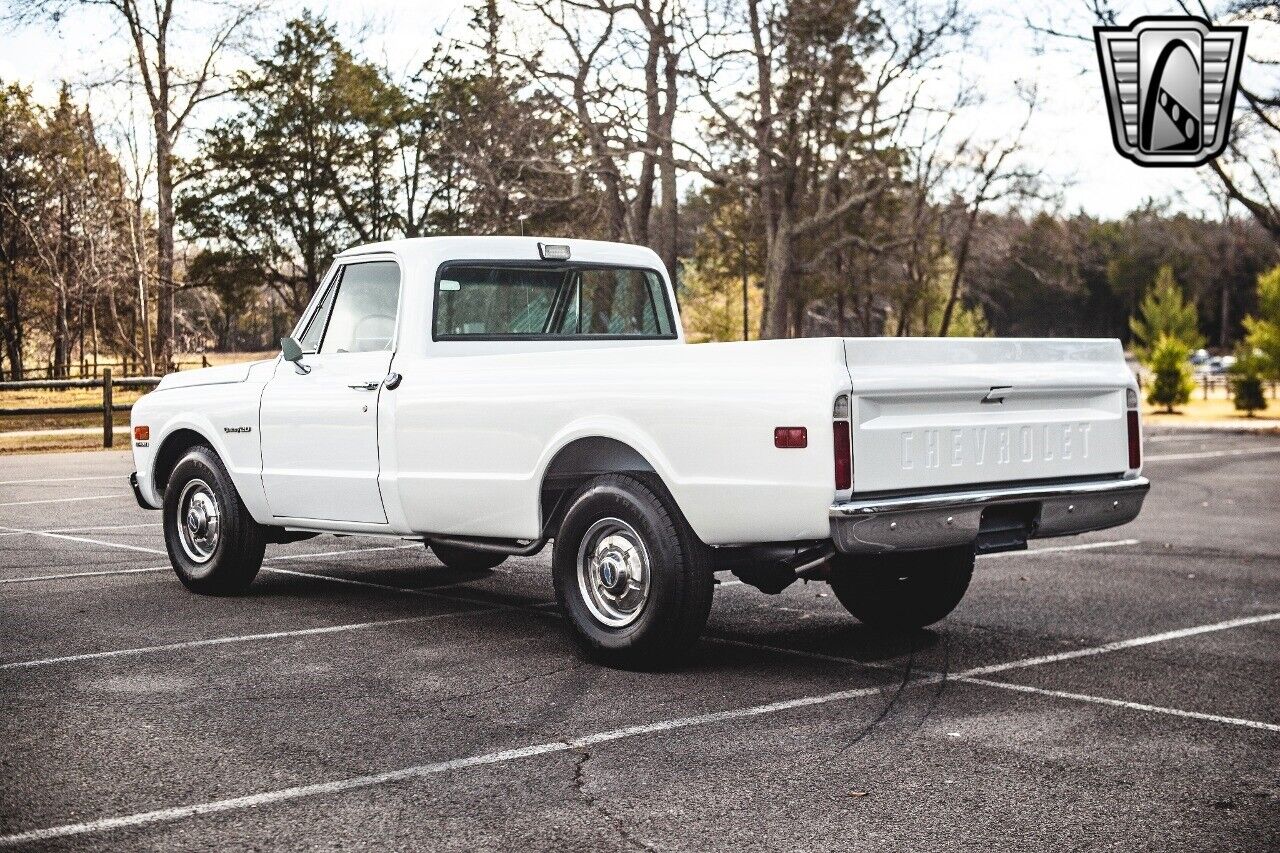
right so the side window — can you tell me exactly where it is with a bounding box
[297,277,339,353]
[319,261,401,354]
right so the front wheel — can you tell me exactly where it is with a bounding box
[552,474,713,669]
[163,445,266,595]
[828,545,974,630]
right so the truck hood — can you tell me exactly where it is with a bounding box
[156,360,270,391]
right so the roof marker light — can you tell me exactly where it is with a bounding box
[538,243,571,261]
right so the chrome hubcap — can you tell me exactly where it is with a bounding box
[577,518,650,628]
[176,479,220,563]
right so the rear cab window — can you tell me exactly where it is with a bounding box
[433,263,675,340]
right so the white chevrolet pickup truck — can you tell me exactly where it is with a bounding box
[130,237,1148,667]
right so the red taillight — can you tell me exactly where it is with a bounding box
[1127,410,1141,469]
[133,425,149,442]
[774,426,808,448]
[833,420,852,490]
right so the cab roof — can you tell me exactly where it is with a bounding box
[335,236,666,274]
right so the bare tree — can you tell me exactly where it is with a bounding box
[1202,0,1280,243]
[7,0,259,370]
[505,0,684,278]
[685,0,967,338]
[936,94,1041,335]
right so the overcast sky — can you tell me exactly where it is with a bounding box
[0,0,1271,221]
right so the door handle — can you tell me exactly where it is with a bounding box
[348,381,380,391]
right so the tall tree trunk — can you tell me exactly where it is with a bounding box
[54,282,70,379]
[1,284,21,380]
[154,132,175,372]
[937,205,981,337]
[760,211,792,339]
[655,38,679,282]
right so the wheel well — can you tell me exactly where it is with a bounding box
[539,437,659,533]
[153,428,214,495]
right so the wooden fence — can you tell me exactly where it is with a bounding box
[0,371,162,447]
[6,357,208,381]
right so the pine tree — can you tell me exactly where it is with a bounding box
[1146,334,1194,414]
[1129,265,1204,363]
[1242,265,1280,381]
[1230,344,1266,417]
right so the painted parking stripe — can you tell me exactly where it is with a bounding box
[1144,446,1280,462]
[0,523,175,539]
[0,474,124,485]
[4,610,1277,846]
[0,526,166,555]
[0,566,168,584]
[957,611,1280,677]
[956,677,1280,732]
[0,613,485,670]
[263,566,450,598]
[46,522,160,534]
[0,539,420,585]
[983,538,1139,558]
[0,493,129,507]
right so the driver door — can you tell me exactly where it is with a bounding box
[259,259,400,523]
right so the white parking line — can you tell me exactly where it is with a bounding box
[0,474,124,485]
[956,611,1280,677]
[45,522,161,533]
[3,610,1276,846]
[0,526,166,555]
[985,538,1139,558]
[1,613,480,670]
[0,566,168,584]
[263,566,445,598]
[1144,446,1280,462]
[0,493,129,507]
[956,677,1280,733]
[0,536,422,585]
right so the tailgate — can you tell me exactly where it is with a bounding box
[843,338,1135,493]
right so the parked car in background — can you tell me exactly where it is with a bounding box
[128,237,1150,667]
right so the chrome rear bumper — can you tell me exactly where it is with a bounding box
[829,476,1149,554]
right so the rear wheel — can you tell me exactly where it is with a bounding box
[428,542,508,572]
[828,545,974,630]
[552,474,713,669]
[163,445,266,595]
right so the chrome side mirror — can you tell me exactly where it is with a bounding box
[280,336,311,374]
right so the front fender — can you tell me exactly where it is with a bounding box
[132,384,271,524]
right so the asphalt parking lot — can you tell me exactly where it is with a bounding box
[1,428,1278,851]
